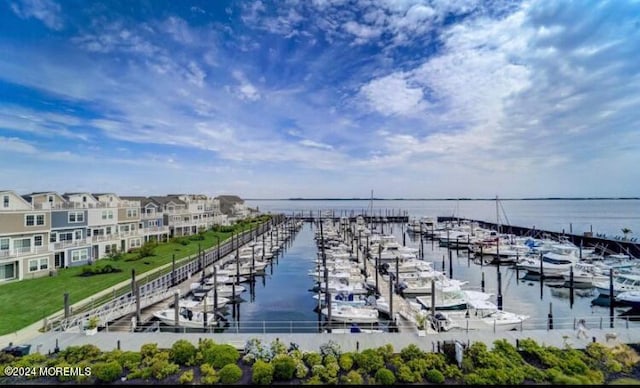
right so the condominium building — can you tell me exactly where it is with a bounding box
[0,190,230,282]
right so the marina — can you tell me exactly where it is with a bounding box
[6,200,640,355]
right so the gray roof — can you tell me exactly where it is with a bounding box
[149,196,186,206]
[120,196,160,207]
[215,195,244,215]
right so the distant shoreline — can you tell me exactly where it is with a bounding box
[246,197,640,201]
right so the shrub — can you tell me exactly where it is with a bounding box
[200,364,219,384]
[137,241,157,259]
[244,338,273,362]
[397,365,416,383]
[323,354,337,366]
[319,340,341,359]
[338,353,354,371]
[425,369,445,384]
[270,338,287,356]
[149,352,180,380]
[376,344,394,362]
[114,351,141,371]
[375,368,396,385]
[341,370,364,385]
[179,369,194,384]
[252,360,274,385]
[59,344,102,364]
[305,375,323,385]
[272,354,296,381]
[303,352,322,368]
[295,360,309,379]
[199,341,240,368]
[219,364,242,384]
[140,343,160,359]
[170,340,196,366]
[354,349,384,374]
[400,344,424,361]
[93,360,123,383]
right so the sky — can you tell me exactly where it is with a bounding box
[0,0,639,199]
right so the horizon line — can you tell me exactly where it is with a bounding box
[245,197,640,201]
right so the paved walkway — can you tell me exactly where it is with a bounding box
[25,326,640,356]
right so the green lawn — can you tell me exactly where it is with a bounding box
[0,216,271,335]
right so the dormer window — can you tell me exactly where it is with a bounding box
[3,195,8,208]
[48,195,53,203]
[82,196,87,202]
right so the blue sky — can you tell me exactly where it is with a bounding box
[0,0,639,198]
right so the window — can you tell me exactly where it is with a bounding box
[106,226,112,235]
[82,196,87,202]
[127,209,138,218]
[108,210,113,219]
[68,212,84,223]
[71,249,88,262]
[105,244,117,254]
[34,235,43,247]
[50,233,57,243]
[74,230,82,240]
[121,225,130,232]
[130,239,141,248]
[101,211,107,220]
[48,195,53,203]
[59,232,73,241]
[3,195,8,208]
[27,257,49,272]
[0,238,8,251]
[25,214,45,226]
[14,238,30,252]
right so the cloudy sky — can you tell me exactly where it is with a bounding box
[0,0,639,198]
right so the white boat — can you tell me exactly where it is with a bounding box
[153,307,219,328]
[216,284,246,298]
[560,262,608,286]
[595,273,640,297]
[321,305,379,324]
[615,291,640,308]
[430,299,529,332]
[180,296,230,310]
[317,279,368,294]
[416,289,492,311]
[516,244,581,276]
[399,277,468,296]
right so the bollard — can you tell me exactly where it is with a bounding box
[481,272,485,293]
[117,340,120,350]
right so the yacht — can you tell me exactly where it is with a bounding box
[560,262,608,286]
[594,273,640,297]
[416,289,492,311]
[615,291,640,309]
[430,299,529,332]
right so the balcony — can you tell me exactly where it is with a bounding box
[51,238,91,251]
[0,246,50,259]
[141,212,160,220]
[141,226,170,235]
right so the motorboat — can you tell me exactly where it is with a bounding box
[595,273,640,297]
[615,291,640,308]
[153,307,220,328]
[516,244,581,276]
[430,299,529,332]
[416,289,492,311]
[321,305,379,324]
[560,262,608,286]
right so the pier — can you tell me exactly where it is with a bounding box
[439,217,640,258]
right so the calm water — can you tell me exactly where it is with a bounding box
[173,200,640,332]
[247,199,640,239]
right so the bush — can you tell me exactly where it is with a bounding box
[376,344,394,362]
[338,353,354,371]
[303,352,322,368]
[199,341,240,368]
[270,338,288,356]
[59,344,102,364]
[179,369,194,384]
[140,343,160,359]
[341,370,364,385]
[171,340,197,366]
[252,360,274,385]
[114,351,142,371]
[354,349,384,374]
[375,368,396,385]
[319,340,341,359]
[396,365,417,383]
[295,360,309,379]
[400,344,424,361]
[137,241,157,259]
[93,360,123,383]
[149,352,180,380]
[219,364,242,384]
[200,364,219,384]
[425,369,445,384]
[272,354,296,381]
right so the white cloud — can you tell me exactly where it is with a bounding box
[299,139,334,150]
[231,70,261,101]
[10,0,63,30]
[359,73,425,116]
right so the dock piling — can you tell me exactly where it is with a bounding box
[609,269,614,328]
[481,272,485,293]
[547,302,553,330]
